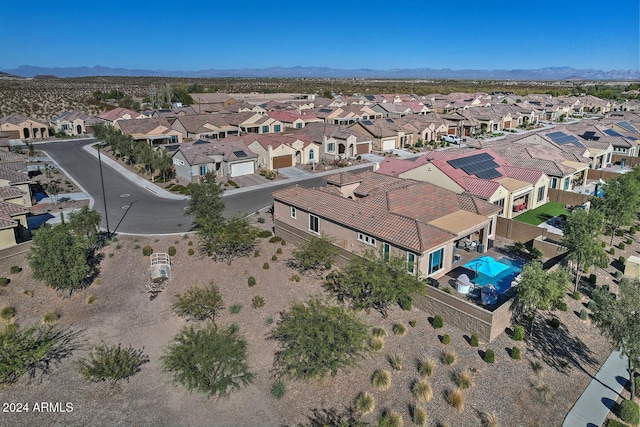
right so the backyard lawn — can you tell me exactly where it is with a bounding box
[513,201,570,225]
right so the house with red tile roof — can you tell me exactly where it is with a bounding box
[375,149,549,219]
[272,171,500,280]
[266,111,323,130]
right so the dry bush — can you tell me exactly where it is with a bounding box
[412,380,433,403]
[371,369,392,391]
[412,405,427,426]
[446,388,464,412]
[480,411,499,427]
[534,382,553,403]
[354,391,375,415]
[418,358,435,378]
[441,352,456,366]
[388,355,402,371]
[453,369,474,390]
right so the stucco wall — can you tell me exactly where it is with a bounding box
[0,228,17,250]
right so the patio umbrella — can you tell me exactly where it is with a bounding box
[471,258,509,278]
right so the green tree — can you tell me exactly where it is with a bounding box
[271,297,370,380]
[205,215,258,264]
[185,173,226,237]
[325,251,425,318]
[152,149,174,182]
[67,206,102,248]
[172,281,224,328]
[29,224,91,295]
[511,262,569,335]
[162,325,254,398]
[592,278,640,400]
[593,174,640,245]
[172,86,194,105]
[292,234,337,272]
[0,325,82,384]
[562,209,608,291]
[77,342,149,388]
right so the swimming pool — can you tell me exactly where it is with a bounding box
[463,257,523,294]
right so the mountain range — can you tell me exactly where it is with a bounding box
[2,65,639,80]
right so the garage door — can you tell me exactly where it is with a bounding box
[356,143,370,154]
[230,161,254,177]
[273,155,292,169]
[382,140,395,151]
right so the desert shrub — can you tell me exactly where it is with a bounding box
[22,289,34,297]
[398,295,412,311]
[609,247,616,255]
[270,380,286,400]
[470,334,479,347]
[511,346,521,360]
[432,315,443,329]
[256,217,265,224]
[142,246,153,256]
[389,355,403,371]
[443,287,452,294]
[619,256,626,264]
[412,380,433,403]
[616,271,623,279]
[9,266,21,274]
[1,306,16,321]
[271,255,278,261]
[372,327,387,338]
[369,337,383,351]
[230,304,242,314]
[620,400,640,425]
[269,236,282,243]
[257,230,272,238]
[512,325,525,341]
[484,349,495,363]
[276,247,282,254]
[446,389,464,412]
[441,334,451,345]
[392,323,407,336]
[77,342,149,388]
[442,352,456,366]
[601,241,607,248]
[371,369,391,391]
[549,318,560,328]
[355,391,375,415]
[409,320,416,327]
[535,383,553,403]
[412,405,427,426]
[378,410,402,427]
[606,419,629,427]
[188,248,194,256]
[167,246,176,256]
[454,369,474,389]
[579,309,588,320]
[418,358,434,378]
[588,274,597,285]
[587,300,597,311]
[626,237,633,244]
[248,276,256,287]
[557,301,568,311]
[41,312,59,325]
[289,274,301,282]
[281,240,286,246]
[251,296,265,309]
[619,242,626,250]
[0,277,9,286]
[188,240,193,246]
[263,262,270,270]
[480,411,500,427]
[531,360,544,375]
[86,295,96,304]
[572,291,581,300]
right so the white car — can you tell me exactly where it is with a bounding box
[441,135,461,144]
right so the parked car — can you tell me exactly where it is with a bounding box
[441,134,461,144]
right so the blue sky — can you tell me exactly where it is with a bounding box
[3,0,638,71]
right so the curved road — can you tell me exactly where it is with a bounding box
[40,139,372,235]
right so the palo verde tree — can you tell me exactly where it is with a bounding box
[162,324,254,398]
[171,281,224,328]
[593,173,640,245]
[270,296,370,380]
[511,262,569,335]
[325,250,425,318]
[591,278,640,401]
[291,233,337,273]
[67,206,102,248]
[562,209,608,291]
[77,342,149,388]
[205,214,258,265]
[185,173,226,237]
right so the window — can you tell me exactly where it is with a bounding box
[488,218,494,236]
[494,198,505,215]
[274,125,281,132]
[309,214,319,233]
[428,247,444,275]
[564,177,570,190]
[606,152,611,163]
[296,122,303,129]
[327,142,336,152]
[357,232,376,247]
[407,252,416,274]
[170,135,178,143]
[262,126,269,133]
[309,150,315,161]
[199,165,207,176]
[172,158,181,166]
[383,243,390,262]
[537,186,545,202]
[551,177,558,189]
[290,206,296,219]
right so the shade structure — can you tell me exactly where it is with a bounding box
[467,257,510,278]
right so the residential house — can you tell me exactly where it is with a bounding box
[349,118,412,151]
[266,110,323,130]
[376,149,549,219]
[151,106,197,125]
[171,138,258,182]
[50,111,101,136]
[97,107,145,125]
[115,117,183,145]
[227,112,284,135]
[371,103,414,119]
[0,114,50,139]
[242,134,315,169]
[297,122,372,160]
[171,114,238,140]
[272,171,500,280]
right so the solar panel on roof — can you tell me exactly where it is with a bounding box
[583,131,597,140]
[193,139,210,145]
[476,169,502,180]
[386,118,394,123]
[362,120,373,126]
[547,131,583,147]
[319,108,332,113]
[233,150,247,158]
[618,121,636,133]
[604,129,623,137]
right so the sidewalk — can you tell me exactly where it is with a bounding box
[562,349,629,427]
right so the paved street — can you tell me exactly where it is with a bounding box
[39,139,372,234]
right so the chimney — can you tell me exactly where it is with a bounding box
[372,162,380,172]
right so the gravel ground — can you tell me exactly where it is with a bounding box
[0,216,637,426]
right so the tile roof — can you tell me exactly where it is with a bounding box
[116,117,173,135]
[296,122,371,143]
[375,157,428,177]
[267,110,320,123]
[462,176,500,198]
[97,107,141,122]
[0,186,26,200]
[0,114,48,126]
[0,168,30,184]
[0,151,28,163]
[272,172,498,253]
[176,139,257,165]
[0,200,28,217]
[326,172,362,186]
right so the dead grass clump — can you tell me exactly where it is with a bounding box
[441,352,456,366]
[534,382,553,403]
[378,410,403,427]
[418,358,435,378]
[480,411,499,427]
[446,388,465,412]
[369,337,384,351]
[392,323,407,336]
[371,369,392,391]
[389,355,403,371]
[41,312,60,325]
[354,391,375,415]
[372,327,387,338]
[453,369,474,389]
[412,380,433,403]
[412,405,427,426]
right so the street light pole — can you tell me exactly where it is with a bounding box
[97,146,110,237]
